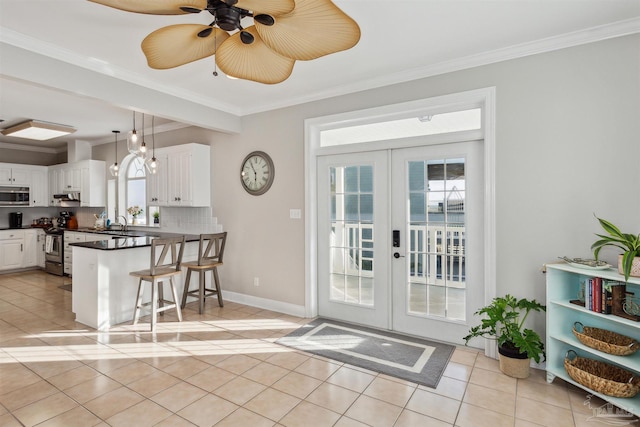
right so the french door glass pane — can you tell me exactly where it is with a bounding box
[329,165,374,306]
[407,158,466,319]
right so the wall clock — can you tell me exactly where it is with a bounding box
[240,151,275,195]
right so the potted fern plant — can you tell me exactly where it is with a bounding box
[591,216,640,282]
[464,294,546,378]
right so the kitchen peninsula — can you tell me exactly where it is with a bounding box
[70,229,200,330]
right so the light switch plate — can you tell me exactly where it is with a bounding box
[289,209,302,219]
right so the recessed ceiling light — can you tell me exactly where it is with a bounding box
[1,120,76,141]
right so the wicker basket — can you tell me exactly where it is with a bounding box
[573,322,639,356]
[564,350,640,398]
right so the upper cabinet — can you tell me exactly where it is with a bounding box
[0,164,30,186]
[147,143,210,207]
[49,160,106,207]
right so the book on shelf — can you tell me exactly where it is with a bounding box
[571,277,621,315]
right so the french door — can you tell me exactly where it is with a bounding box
[317,141,483,343]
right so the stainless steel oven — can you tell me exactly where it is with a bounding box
[44,229,64,276]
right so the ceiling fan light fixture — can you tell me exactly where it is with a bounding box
[1,120,76,141]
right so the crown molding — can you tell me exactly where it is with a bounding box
[241,17,640,115]
[0,142,63,154]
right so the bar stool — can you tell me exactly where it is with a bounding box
[181,232,227,314]
[130,236,185,331]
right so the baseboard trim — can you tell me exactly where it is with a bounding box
[223,290,307,318]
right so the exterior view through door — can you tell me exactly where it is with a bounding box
[317,140,484,344]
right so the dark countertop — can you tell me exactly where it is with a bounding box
[69,228,200,251]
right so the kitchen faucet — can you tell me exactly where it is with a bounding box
[117,215,128,232]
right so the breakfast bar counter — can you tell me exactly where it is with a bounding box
[71,231,200,330]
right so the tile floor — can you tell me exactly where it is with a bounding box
[1,271,638,427]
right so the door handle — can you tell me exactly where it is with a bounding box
[393,252,404,258]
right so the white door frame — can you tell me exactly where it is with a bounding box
[304,87,497,357]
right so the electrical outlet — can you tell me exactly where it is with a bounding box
[254,277,259,287]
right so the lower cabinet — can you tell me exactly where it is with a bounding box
[0,230,25,270]
[546,263,640,417]
[22,229,38,267]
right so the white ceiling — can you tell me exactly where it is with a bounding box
[1,0,639,150]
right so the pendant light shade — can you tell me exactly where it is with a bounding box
[109,130,120,177]
[139,113,147,158]
[127,112,141,155]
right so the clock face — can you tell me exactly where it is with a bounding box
[240,151,275,195]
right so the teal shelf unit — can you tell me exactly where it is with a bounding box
[546,263,640,417]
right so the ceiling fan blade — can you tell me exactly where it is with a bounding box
[142,24,229,69]
[88,0,206,15]
[216,26,295,84]
[255,0,360,61]
[231,0,294,16]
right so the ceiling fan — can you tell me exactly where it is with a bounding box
[88,0,361,84]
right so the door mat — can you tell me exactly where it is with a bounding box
[58,284,72,292]
[276,318,455,388]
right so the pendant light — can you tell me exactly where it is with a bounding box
[127,111,141,155]
[146,116,158,174]
[139,113,147,158]
[109,130,120,177]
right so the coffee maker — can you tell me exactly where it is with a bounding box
[58,211,73,229]
[9,212,22,229]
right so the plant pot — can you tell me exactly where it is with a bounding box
[618,255,640,278]
[498,344,530,378]
[132,217,139,225]
[154,218,159,224]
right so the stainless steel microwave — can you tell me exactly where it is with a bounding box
[0,186,30,206]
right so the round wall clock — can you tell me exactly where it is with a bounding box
[240,151,275,195]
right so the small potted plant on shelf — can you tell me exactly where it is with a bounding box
[591,216,640,282]
[464,294,546,378]
[153,211,160,224]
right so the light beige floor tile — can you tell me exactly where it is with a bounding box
[47,365,101,390]
[0,367,45,395]
[62,374,122,404]
[442,361,473,382]
[294,357,341,381]
[161,357,211,379]
[127,369,182,397]
[326,366,375,393]
[450,347,479,366]
[405,388,460,425]
[265,351,310,370]
[105,399,172,427]
[306,382,359,414]
[22,360,84,379]
[334,416,370,427]
[0,380,59,411]
[344,395,403,427]
[177,393,238,427]
[394,409,453,427]
[362,377,416,407]
[463,382,516,416]
[87,357,137,375]
[431,375,467,401]
[215,353,262,374]
[0,413,22,427]
[474,354,501,373]
[35,405,103,427]
[244,387,301,422]
[184,364,237,392]
[515,396,574,426]
[153,414,198,426]
[279,401,341,427]
[150,381,208,412]
[12,392,78,427]
[217,407,276,427]
[83,386,145,420]
[105,360,159,384]
[516,376,571,409]
[272,371,323,399]
[213,376,267,405]
[469,366,517,394]
[456,402,515,427]
[242,361,290,386]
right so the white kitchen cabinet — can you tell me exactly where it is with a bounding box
[546,263,640,416]
[0,164,30,186]
[148,144,210,207]
[49,160,106,207]
[64,231,85,276]
[0,230,25,271]
[30,168,48,207]
[23,229,38,267]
